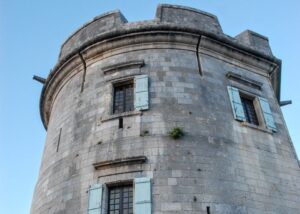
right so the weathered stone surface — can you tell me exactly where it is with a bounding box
[156,4,223,34]
[31,4,300,214]
[59,10,128,60]
[235,30,273,56]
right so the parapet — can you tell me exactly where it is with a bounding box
[58,4,274,62]
[155,4,223,34]
[59,10,128,60]
[235,30,273,56]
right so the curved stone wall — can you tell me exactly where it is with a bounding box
[31,4,300,214]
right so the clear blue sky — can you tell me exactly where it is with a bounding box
[0,0,299,213]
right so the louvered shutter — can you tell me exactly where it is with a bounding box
[88,183,103,214]
[259,97,277,132]
[134,75,149,110]
[134,177,152,214]
[227,86,246,121]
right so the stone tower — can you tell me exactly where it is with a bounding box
[31,4,300,214]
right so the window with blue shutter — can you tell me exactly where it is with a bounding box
[134,75,149,110]
[88,183,103,214]
[227,86,246,121]
[113,81,134,114]
[259,97,277,132]
[241,96,259,125]
[227,85,277,131]
[108,185,133,214]
[134,177,152,214]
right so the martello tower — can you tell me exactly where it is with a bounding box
[31,4,300,214]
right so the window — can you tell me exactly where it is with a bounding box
[108,185,133,214]
[112,75,149,114]
[113,81,134,114]
[240,96,259,125]
[87,177,152,214]
[227,86,277,132]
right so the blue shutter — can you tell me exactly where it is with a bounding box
[134,75,149,110]
[259,97,277,132]
[134,177,152,214]
[227,86,246,121]
[88,183,103,214]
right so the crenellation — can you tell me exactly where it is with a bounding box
[235,30,273,57]
[156,4,223,34]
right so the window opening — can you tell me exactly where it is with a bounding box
[240,96,259,125]
[119,117,123,129]
[113,81,134,114]
[207,206,210,214]
[108,185,133,214]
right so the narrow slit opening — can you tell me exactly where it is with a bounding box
[56,128,62,152]
[196,35,203,76]
[207,206,210,214]
[79,52,87,93]
[119,117,123,129]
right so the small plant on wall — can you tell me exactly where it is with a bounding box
[140,130,149,137]
[168,127,184,139]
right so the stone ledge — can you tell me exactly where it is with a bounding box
[97,170,143,179]
[93,156,147,170]
[226,72,263,90]
[241,121,274,134]
[100,110,142,123]
[102,60,145,74]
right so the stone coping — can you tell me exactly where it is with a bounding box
[226,72,263,90]
[102,60,145,74]
[93,156,147,170]
[100,111,142,123]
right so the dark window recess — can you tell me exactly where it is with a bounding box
[119,117,123,129]
[207,206,211,214]
[113,82,134,114]
[108,185,133,214]
[241,96,259,125]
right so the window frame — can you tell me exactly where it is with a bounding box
[238,91,264,127]
[106,182,133,214]
[227,85,275,132]
[241,96,259,125]
[87,177,152,214]
[107,74,149,118]
[112,79,134,114]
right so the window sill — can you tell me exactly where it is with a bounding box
[101,110,142,123]
[241,121,273,134]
